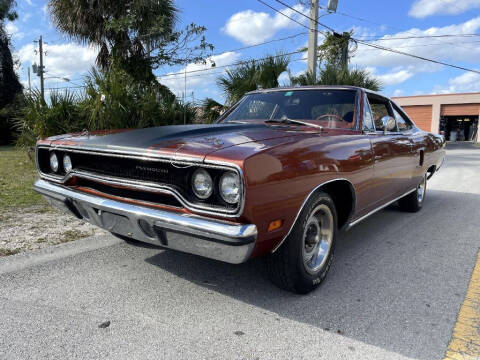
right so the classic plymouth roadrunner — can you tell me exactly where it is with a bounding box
[34,86,445,293]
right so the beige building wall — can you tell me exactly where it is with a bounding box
[392,93,480,142]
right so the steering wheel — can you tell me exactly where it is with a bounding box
[315,114,345,122]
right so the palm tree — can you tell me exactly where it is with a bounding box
[290,65,382,91]
[217,61,259,105]
[48,0,177,81]
[200,98,225,123]
[217,54,290,105]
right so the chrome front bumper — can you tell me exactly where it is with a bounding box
[33,179,257,264]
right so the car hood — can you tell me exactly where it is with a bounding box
[43,123,314,161]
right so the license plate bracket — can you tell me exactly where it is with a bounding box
[101,211,133,235]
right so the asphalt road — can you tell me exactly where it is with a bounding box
[1,142,479,360]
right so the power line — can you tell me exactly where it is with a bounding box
[272,0,336,32]
[355,39,480,74]
[41,51,306,90]
[267,0,480,75]
[318,4,480,52]
[359,34,480,41]
[41,33,308,88]
[157,50,304,79]
[256,0,310,30]
[361,40,480,51]
[211,31,307,56]
[159,55,309,81]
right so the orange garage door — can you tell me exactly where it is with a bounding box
[400,105,432,132]
[441,104,480,116]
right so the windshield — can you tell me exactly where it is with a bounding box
[221,89,358,130]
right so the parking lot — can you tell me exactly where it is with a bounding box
[0,143,479,360]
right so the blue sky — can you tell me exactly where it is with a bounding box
[7,0,480,103]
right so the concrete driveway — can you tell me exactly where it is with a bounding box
[1,143,479,360]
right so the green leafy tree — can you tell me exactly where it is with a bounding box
[290,65,382,91]
[0,0,18,21]
[48,0,213,83]
[217,54,289,105]
[81,66,196,130]
[290,31,381,91]
[0,0,23,144]
[15,66,198,147]
[199,97,225,123]
[317,31,355,70]
[14,89,87,149]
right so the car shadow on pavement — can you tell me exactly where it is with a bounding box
[144,189,479,360]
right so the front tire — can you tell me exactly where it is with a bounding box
[398,174,427,212]
[266,192,337,294]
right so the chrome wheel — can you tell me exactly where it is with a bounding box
[417,175,426,203]
[302,204,334,275]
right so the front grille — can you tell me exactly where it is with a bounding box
[37,147,240,214]
[72,152,190,192]
[75,178,183,208]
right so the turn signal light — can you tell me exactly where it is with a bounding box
[268,219,283,232]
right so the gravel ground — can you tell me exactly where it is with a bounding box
[0,206,106,255]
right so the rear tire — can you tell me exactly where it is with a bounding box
[398,174,427,213]
[266,192,337,294]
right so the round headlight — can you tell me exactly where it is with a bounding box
[219,171,240,204]
[63,154,72,173]
[192,168,213,199]
[49,152,59,172]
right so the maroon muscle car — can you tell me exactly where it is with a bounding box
[34,86,445,294]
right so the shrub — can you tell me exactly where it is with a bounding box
[81,67,196,130]
[14,90,87,148]
[14,67,197,148]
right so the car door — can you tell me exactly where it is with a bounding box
[390,102,422,190]
[366,93,413,208]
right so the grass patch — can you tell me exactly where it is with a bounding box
[60,229,92,244]
[0,146,45,211]
[0,248,22,257]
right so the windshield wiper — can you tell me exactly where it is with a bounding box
[265,117,323,130]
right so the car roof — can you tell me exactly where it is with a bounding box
[246,85,386,98]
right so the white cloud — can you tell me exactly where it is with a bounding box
[277,71,290,86]
[222,5,308,45]
[16,42,97,82]
[392,89,404,97]
[23,13,32,22]
[6,22,24,39]
[433,71,480,93]
[366,66,415,86]
[158,51,241,97]
[409,0,480,18]
[24,0,33,5]
[376,69,414,86]
[352,17,480,69]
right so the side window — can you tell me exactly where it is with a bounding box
[362,96,375,131]
[367,95,394,131]
[391,103,413,131]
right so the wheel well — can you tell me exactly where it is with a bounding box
[427,165,436,179]
[318,180,355,229]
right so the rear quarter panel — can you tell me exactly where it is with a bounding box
[410,128,446,184]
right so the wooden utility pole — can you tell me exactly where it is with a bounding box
[183,67,187,125]
[39,36,45,101]
[307,0,319,79]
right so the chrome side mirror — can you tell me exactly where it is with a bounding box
[381,116,396,133]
